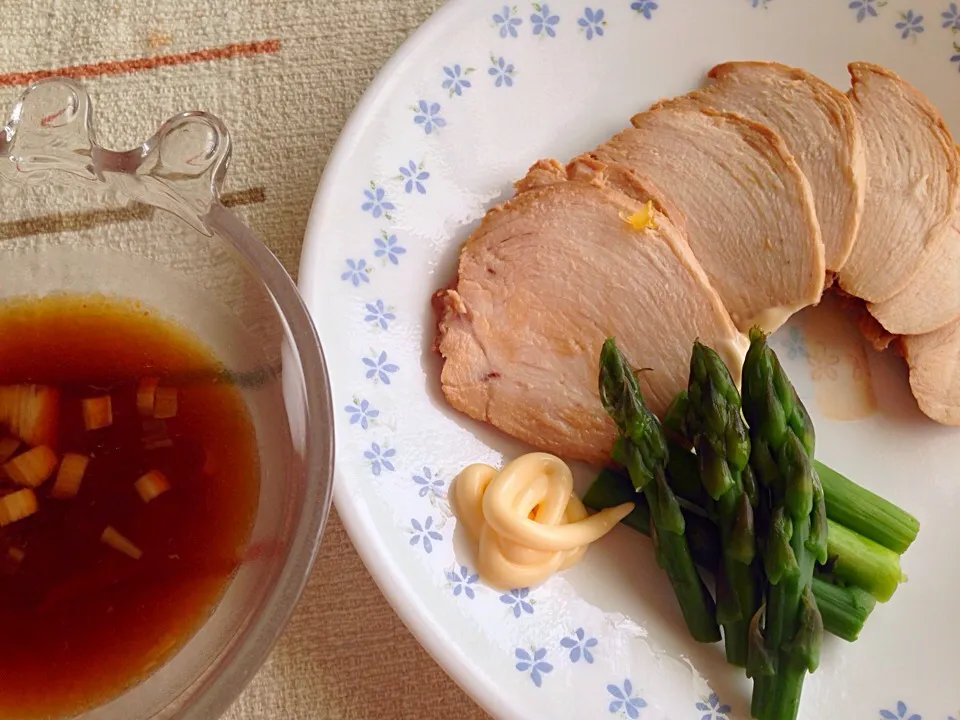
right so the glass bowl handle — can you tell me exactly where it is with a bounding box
[0,77,232,234]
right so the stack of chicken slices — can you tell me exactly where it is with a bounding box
[435,62,960,462]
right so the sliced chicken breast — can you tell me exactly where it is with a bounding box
[868,199,960,335]
[838,62,960,307]
[435,162,747,464]
[902,318,960,425]
[588,105,825,334]
[653,60,864,273]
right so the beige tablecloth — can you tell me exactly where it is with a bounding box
[0,1,488,717]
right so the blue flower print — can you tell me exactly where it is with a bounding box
[697,693,732,720]
[777,325,807,360]
[344,398,379,429]
[364,442,396,476]
[442,64,474,97]
[514,648,553,687]
[879,702,921,720]
[364,299,395,330]
[413,100,447,134]
[489,56,516,87]
[399,160,430,194]
[362,350,399,384]
[500,587,534,617]
[749,0,771,6]
[446,564,479,599]
[943,2,960,29]
[579,7,606,38]
[341,258,370,287]
[896,10,925,37]
[374,233,407,266]
[531,3,560,36]
[409,516,443,553]
[952,42,960,70]
[630,0,658,19]
[607,679,647,719]
[361,183,395,219]
[560,627,598,663]
[413,466,444,498]
[493,5,523,38]
[849,0,883,22]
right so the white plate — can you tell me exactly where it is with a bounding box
[299,2,960,718]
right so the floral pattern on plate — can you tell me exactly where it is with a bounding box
[304,1,960,718]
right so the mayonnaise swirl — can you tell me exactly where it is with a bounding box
[452,452,634,590]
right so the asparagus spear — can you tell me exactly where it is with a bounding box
[742,329,828,720]
[599,338,721,643]
[662,390,692,444]
[613,417,906,604]
[808,577,876,643]
[585,469,722,569]
[716,355,919,554]
[662,391,713,509]
[686,341,760,667]
[669,392,919,559]
[825,520,903,603]
[582,469,876,642]
[814,460,919,554]
[668,396,903,603]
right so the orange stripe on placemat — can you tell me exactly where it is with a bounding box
[221,187,266,208]
[0,204,154,240]
[0,39,281,87]
[0,187,266,240]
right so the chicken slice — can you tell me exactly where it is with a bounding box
[868,195,960,335]
[589,105,825,333]
[653,60,864,274]
[838,62,960,309]
[902,318,960,425]
[435,163,747,464]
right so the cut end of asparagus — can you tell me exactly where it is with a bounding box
[815,460,920,555]
[811,577,874,643]
[827,520,903,603]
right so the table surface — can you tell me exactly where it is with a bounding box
[0,1,488,717]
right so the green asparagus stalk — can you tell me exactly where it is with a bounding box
[618,417,906,604]
[685,341,760,667]
[599,338,721,643]
[585,469,722,569]
[662,391,713,510]
[663,390,692,444]
[825,520,904,603]
[742,329,828,720]
[808,577,876,643]
[669,394,918,561]
[723,348,920,556]
[582,468,876,642]
[814,461,919,554]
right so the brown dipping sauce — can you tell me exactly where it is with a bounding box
[0,294,260,719]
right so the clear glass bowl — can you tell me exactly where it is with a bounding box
[0,78,334,719]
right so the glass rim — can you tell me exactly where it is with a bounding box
[0,77,336,719]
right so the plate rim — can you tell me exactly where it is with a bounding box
[296,2,958,717]
[298,2,518,718]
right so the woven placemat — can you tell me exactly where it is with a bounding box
[0,1,488,717]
